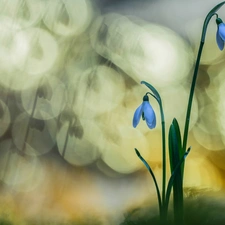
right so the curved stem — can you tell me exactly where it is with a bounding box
[182,2,225,151]
[144,85,166,216]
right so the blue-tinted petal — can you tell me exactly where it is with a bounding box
[219,23,225,41]
[132,103,143,128]
[142,101,156,129]
[146,112,156,129]
[217,27,224,50]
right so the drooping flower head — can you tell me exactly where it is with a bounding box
[133,94,156,129]
[216,17,225,50]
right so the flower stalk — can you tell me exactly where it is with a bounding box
[132,1,225,224]
[183,1,225,153]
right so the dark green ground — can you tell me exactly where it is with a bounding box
[121,189,225,225]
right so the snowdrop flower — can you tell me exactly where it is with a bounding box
[133,94,156,129]
[216,18,225,50]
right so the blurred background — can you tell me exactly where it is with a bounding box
[0,0,225,224]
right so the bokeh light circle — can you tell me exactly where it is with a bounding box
[0,0,45,29]
[90,13,193,87]
[14,27,58,75]
[0,100,11,137]
[21,75,67,120]
[67,65,126,118]
[57,116,102,166]
[43,0,93,36]
[0,139,45,191]
[12,113,57,156]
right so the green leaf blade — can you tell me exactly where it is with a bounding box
[172,118,185,177]
[168,119,185,224]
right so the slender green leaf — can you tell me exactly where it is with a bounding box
[165,147,191,214]
[168,124,174,172]
[168,119,185,225]
[172,119,182,154]
[172,118,185,177]
[134,148,162,213]
[168,122,180,172]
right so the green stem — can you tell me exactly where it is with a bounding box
[151,95,166,220]
[142,84,166,217]
[182,41,204,152]
[160,104,166,207]
[182,1,225,151]
[151,93,166,207]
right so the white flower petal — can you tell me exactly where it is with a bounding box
[217,26,225,50]
[132,103,143,128]
[142,101,156,129]
[219,23,225,41]
[146,113,156,129]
